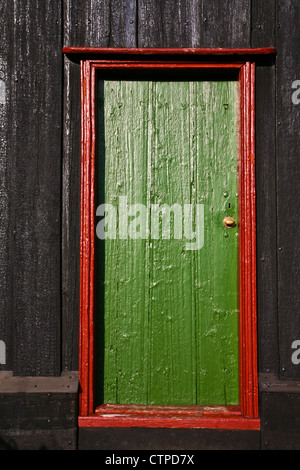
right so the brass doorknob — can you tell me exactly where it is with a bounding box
[223,216,236,228]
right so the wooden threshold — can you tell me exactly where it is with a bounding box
[79,404,260,430]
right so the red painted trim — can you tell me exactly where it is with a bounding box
[63,46,275,57]
[79,56,259,429]
[79,415,260,430]
[79,60,96,416]
[79,61,88,416]
[238,63,258,418]
[85,61,243,70]
[80,404,260,429]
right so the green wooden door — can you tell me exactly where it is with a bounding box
[96,79,239,406]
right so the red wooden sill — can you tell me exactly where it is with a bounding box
[79,404,260,430]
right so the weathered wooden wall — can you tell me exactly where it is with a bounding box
[0,0,62,377]
[0,0,299,450]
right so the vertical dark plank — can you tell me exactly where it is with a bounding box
[137,0,200,47]
[0,2,13,371]
[276,1,300,379]
[62,0,138,370]
[64,0,137,48]
[251,0,276,46]
[200,0,251,47]
[137,0,251,48]
[5,0,62,376]
[251,0,278,374]
[61,57,81,372]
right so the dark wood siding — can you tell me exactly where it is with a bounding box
[0,0,299,450]
[276,1,300,380]
[252,0,278,375]
[0,0,62,376]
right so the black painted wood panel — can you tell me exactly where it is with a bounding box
[276,0,300,379]
[137,0,198,48]
[62,58,81,371]
[0,1,62,376]
[199,0,251,48]
[78,427,260,450]
[137,0,251,48]
[260,392,300,449]
[64,0,137,48]
[251,0,278,374]
[0,392,78,450]
[0,2,13,372]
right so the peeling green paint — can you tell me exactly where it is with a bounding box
[96,79,239,406]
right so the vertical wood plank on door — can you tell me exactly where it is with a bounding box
[194,82,239,405]
[147,82,197,405]
[100,80,150,404]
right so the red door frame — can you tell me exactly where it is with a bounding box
[64,47,275,429]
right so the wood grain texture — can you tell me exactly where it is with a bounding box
[97,79,239,406]
[0,1,12,372]
[199,0,251,48]
[251,0,278,374]
[137,0,251,48]
[62,58,81,371]
[137,0,200,48]
[64,0,137,48]
[2,0,62,376]
[276,1,300,380]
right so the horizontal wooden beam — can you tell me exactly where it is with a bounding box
[259,373,300,394]
[0,371,78,393]
[63,47,276,56]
